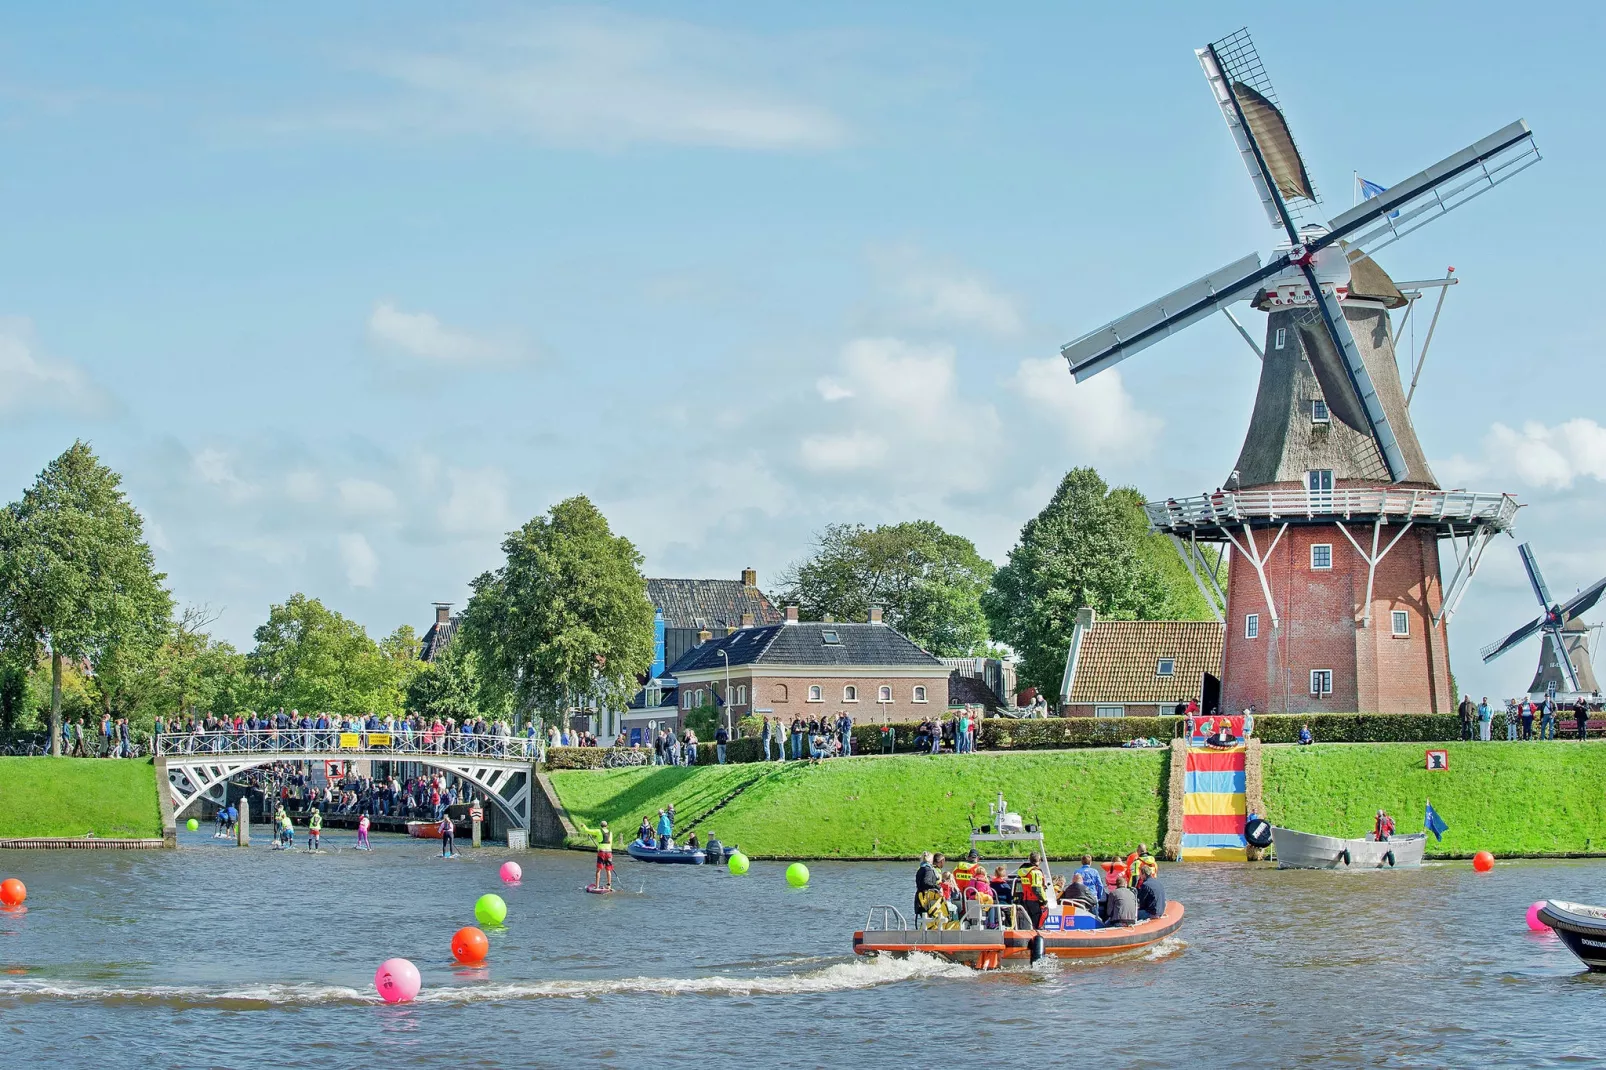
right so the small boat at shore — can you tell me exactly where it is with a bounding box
[406,821,443,839]
[625,839,706,865]
[854,902,1184,970]
[1270,826,1425,869]
[1537,901,1606,971]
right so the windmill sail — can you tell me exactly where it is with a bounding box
[1230,82,1315,202]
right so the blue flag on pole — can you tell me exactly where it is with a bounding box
[1359,176,1400,219]
[1425,800,1449,842]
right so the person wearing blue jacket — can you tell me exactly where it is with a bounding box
[1074,853,1108,904]
[655,808,673,848]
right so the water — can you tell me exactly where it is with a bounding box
[2,827,1605,1067]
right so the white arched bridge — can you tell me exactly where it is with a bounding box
[154,731,540,833]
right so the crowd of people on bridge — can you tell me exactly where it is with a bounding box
[155,710,536,756]
[913,845,1166,931]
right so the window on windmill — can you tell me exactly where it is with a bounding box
[1274,327,1287,350]
[821,630,841,645]
[1310,669,1334,696]
[1312,399,1330,424]
[1156,659,1175,677]
[1391,610,1410,637]
[1311,544,1333,570]
[1245,613,1260,639]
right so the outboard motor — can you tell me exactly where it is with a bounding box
[704,837,725,865]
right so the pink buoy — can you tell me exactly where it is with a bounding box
[500,861,522,884]
[1527,901,1550,932]
[374,958,422,1003]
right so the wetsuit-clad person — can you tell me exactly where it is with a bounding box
[582,821,614,890]
[308,808,323,850]
[440,814,455,857]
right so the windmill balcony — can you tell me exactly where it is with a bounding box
[1146,487,1519,539]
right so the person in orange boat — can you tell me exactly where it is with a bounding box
[1015,852,1048,930]
[952,849,987,894]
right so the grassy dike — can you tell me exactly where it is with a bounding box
[0,757,165,839]
[1262,741,1606,857]
[549,750,1169,860]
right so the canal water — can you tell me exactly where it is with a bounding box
[2,826,1604,1067]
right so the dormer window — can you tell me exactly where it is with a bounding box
[1312,400,1330,425]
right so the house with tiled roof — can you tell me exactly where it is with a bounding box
[1058,608,1224,717]
[420,603,460,662]
[647,568,782,676]
[657,606,949,729]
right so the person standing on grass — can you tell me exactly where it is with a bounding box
[714,723,728,765]
[1521,700,1535,741]
[1541,695,1557,741]
[1575,698,1590,741]
[1458,695,1475,742]
[1478,697,1493,742]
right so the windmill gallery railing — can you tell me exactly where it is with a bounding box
[153,730,541,762]
[1144,487,1520,536]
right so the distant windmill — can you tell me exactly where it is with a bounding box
[1481,544,1606,699]
[1057,28,1539,716]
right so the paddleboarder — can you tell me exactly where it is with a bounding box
[581,820,614,890]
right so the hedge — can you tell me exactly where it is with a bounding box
[546,712,1522,769]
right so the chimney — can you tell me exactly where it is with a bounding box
[822,613,835,624]
[697,628,713,646]
[740,612,755,628]
[433,602,453,625]
[1076,607,1096,628]
[869,606,883,624]
[741,567,757,587]
[784,605,799,624]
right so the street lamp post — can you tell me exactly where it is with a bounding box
[717,649,732,736]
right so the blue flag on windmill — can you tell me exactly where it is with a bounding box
[1359,176,1400,218]
[1424,800,1449,842]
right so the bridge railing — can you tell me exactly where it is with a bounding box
[154,730,540,762]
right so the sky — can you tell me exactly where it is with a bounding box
[1,2,1602,701]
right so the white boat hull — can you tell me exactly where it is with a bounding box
[1270,827,1425,870]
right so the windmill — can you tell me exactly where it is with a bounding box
[1481,544,1606,700]
[1059,29,1535,717]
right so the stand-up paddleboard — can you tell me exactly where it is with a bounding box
[584,884,615,895]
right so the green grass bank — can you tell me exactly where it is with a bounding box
[549,750,1169,860]
[0,757,164,839]
[1261,741,1606,857]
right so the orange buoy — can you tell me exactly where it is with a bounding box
[0,878,25,907]
[1472,851,1495,873]
[451,925,489,964]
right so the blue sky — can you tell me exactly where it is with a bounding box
[1,3,1601,700]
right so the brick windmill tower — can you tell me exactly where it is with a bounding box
[1059,29,1540,714]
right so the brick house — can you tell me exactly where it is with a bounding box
[1058,608,1224,717]
[647,568,782,677]
[666,607,949,727]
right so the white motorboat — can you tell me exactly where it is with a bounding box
[1270,826,1425,869]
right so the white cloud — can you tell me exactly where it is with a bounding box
[439,467,515,537]
[1487,420,1606,488]
[302,11,847,152]
[337,477,399,517]
[1010,358,1161,456]
[0,316,109,415]
[815,377,853,401]
[192,448,256,501]
[338,532,379,588]
[368,301,519,364]
[284,470,323,502]
[872,247,1024,336]
[800,429,888,471]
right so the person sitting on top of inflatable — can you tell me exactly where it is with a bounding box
[951,849,987,897]
[1102,873,1138,927]
[1063,872,1098,912]
[637,815,653,844]
[1074,854,1108,905]
[1128,844,1158,887]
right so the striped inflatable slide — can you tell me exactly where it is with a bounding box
[1180,744,1248,862]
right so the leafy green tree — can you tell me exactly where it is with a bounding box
[459,495,654,720]
[246,593,404,716]
[983,467,1209,696]
[406,641,484,721]
[0,442,172,754]
[777,520,994,656]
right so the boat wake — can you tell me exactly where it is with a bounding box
[0,954,972,1009]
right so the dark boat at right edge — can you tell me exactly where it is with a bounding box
[1537,901,1606,971]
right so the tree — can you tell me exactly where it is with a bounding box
[405,641,484,721]
[0,442,172,754]
[458,495,654,720]
[983,467,1208,696]
[776,521,994,656]
[246,593,404,716]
